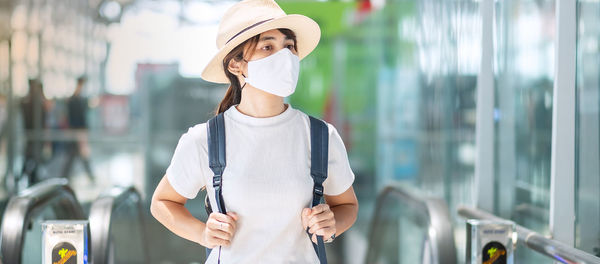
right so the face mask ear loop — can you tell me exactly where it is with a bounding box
[241,72,247,90]
[239,57,251,90]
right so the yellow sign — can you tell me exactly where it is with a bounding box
[53,248,77,264]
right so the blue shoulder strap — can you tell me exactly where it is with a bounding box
[308,115,329,264]
[207,113,227,214]
[207,113,226,263]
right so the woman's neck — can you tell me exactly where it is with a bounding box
[236,86,287,118]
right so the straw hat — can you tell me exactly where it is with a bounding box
[200,0,321,84]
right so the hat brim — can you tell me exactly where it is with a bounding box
[201,14,321,84]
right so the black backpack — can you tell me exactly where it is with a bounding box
[203,112,329,264]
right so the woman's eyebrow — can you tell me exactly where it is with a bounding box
[259,36,275,41]
[259,36,293,42]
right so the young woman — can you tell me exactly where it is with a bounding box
[150,0,358,262]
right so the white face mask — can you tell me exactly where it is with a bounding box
[242,48,300,97]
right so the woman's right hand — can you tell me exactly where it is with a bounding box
[203,212,239,248]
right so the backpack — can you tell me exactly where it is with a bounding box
[203,112,329,264]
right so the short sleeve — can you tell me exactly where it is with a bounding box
[165,124,207,199]
[323,123,356,196]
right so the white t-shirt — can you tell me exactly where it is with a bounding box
[166,103,355,263]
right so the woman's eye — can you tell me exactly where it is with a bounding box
[287,44,295,50]
[262,45,271,51]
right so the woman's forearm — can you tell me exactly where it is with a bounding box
[330,203,358,237]
[150,199,208,247]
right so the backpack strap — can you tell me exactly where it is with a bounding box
[207,113,227,264]
[308,115,329,264]
[207,113,227,214]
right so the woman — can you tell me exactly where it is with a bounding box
[150,0,358,262]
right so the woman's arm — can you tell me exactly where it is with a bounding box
[150,175,208,246]
[325,186,359,237]
[151,175,239,248]
[303,186,359,243]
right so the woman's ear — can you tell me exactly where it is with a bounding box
[227,58,244,76]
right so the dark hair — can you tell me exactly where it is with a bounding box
[214,28,297,115]
[77,75,88,84]
[25,79,44,101]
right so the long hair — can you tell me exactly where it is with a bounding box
[214,28,298,115]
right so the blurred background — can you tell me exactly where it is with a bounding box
[0,0,598,263]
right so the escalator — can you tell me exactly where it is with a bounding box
[365,183,457,264]
[365,183,600,264]
[0,178,85,263]
[88,186,149,264]
[0,178,147,264]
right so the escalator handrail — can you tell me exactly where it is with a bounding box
[0,178,85,264]
[365,183,457,264]
[458,206,600,264]
[89,185,149,264]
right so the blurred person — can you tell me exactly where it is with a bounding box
[62,75,94,183]
[0,94,7,156]
[20,78,49,185]
[0,94,8,189]
[151,0,358,263]
[0,94,7,138]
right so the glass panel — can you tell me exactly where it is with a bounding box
[287,3,480,245]
[493,1,555,262]
[351,0,480,262]
[575,0,600,257]
[0,40,9,197]
[5,0,112,198]
[373,0,480,214]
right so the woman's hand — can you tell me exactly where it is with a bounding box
[203,212,239,248]
[301,204,336,244]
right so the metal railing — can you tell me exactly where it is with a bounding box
[89,185,149,264]
[0,178,85,263]
[458,206,600,264]
[365,183,457,264]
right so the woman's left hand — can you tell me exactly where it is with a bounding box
[301,204,336,244]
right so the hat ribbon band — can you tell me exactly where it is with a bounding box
[225,18,275,44]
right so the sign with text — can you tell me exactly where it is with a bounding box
[466,219,515,264]
[42,220,89,264]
